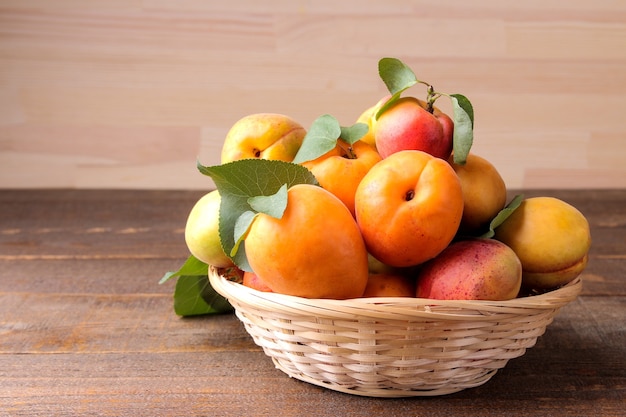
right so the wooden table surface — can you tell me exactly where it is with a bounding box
[1,189,624,417]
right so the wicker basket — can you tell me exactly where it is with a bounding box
[209,267,582,397]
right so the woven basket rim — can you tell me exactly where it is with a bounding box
[209,267,582,320]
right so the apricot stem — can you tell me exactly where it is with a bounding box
[426,85,437,113]
[338,142,357,159]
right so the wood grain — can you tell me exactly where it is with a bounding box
[1,2,626,189]
[0,189,624,416]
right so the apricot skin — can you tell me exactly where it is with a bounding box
[220,113,306,163]
[244,184,369,299]
[415,238,522,301]
[242,271,273,292]
[373,97,454,160]
[184,190,234,268]
[355,150,464,268]
[302,140,381,217]
[449,153,507,235]
[354,95,390,149]
[495,197,591,289]
[362,273,415,298]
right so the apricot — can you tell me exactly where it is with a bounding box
[415,238,522,301]
[354,95,390,149]
[495,197,591,290]
[302,139,382,216]
[244,184,369,299]
[373,97,454,160]
[242,271,273,292]
[184,190,234,268]
[448,153,508,235]
[367,253,401,274]
[220,113,306,163]
[355,150,464,267]
[362,272,415,297]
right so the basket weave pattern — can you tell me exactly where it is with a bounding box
[209,268,582,397]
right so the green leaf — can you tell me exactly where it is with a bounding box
[450,94,474,127]
[376,57,418,119]
[159,254,208,284]
[480,194,524,239]
[159,255,232,317]
[450,94,474,165]
[173,275,233,316]
[378,57,418,96]
[231,210,257,257]
[230,184,293,257]
[340,122,369,146]
[197,159,318,271]
[292,114,341,164]
[248,183,288,218]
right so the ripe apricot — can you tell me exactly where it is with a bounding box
[302,140,382,216]
[354,95,390,149]
[415,238,522,301]
[355,150,464,267]
[244,184,369,299]
[495,196,591,289]
[374,97,454,160]
[184,190,234,268]
[362,272,415,297]
[242,271,273,292]
[448,153,507,235]
[220,113,306,163]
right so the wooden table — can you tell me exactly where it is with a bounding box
[1,189,624,417]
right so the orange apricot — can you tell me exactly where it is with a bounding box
[242,271,273,292]
[220,113,306,163]
[362,272,415,297]
[448,153,507,235]
[302,140,382,216]
[244,184,369,299]
[355,150,464,267]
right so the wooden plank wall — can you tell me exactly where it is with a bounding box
[1,1,625,190]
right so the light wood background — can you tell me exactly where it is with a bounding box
[1,1,625,190]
